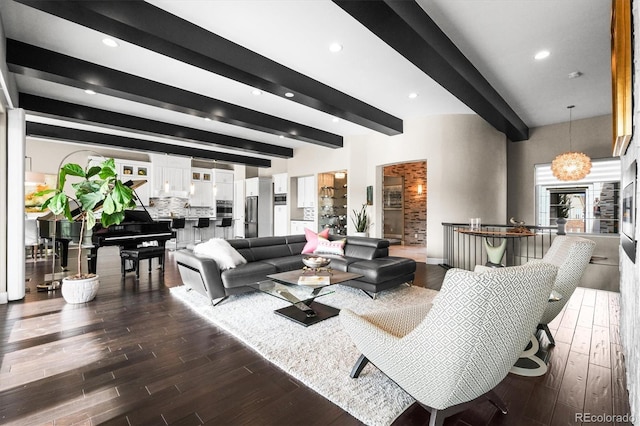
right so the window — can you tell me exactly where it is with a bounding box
[536,159,621,234]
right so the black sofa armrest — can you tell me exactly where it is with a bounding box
[174,249,226,301]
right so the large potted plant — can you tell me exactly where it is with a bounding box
[39,158,135,303]
[351,204,372,237]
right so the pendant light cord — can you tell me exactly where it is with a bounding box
[567,105,575,151]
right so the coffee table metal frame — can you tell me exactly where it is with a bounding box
[252,269,363,326]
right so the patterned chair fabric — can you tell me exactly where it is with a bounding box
[340,262,557,423]
[534,236,595,343]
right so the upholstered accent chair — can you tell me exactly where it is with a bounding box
[534,236,595,345]
[340,263,558,426]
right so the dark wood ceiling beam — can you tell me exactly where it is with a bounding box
[26,122,271,167]
[333,0,529,142]
[8,39,342,148]
[19,94,293,159]
[14,0,403,136]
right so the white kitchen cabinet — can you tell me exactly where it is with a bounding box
[273,205,289,236]
[149,153,191,196]
[273,173,288,194]
[214,170,234,201]
[233,180,245,238]
[214,170,234,184]
[215,182,233,201]
[245,177,260,196]
[190,167,213,207]
[290,220,314,235]
[296,175,316,208]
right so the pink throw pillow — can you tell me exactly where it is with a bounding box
[302,228,330,254]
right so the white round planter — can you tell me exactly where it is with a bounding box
[352,232,367,237]
[61,275,100,304]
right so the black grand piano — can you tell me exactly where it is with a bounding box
[37,180,173,274]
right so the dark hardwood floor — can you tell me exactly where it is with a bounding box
[0,247,630,425]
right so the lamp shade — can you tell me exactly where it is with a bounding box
[551,151,592,181]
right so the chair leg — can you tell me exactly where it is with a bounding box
[359,289,375,299]
[428,409,444,426]
[538,324,556,346]
[350,354,370,378]
[485,389,508,414]
[212,296,229,307]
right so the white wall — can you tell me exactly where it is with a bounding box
[507,114,613,224]
[281,114,508,262]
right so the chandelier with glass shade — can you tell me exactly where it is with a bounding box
[551,105,592,181]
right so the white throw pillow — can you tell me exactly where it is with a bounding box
[193,238,247,270]
[314,236,346,256]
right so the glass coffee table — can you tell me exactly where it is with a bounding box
[250,269,362,326]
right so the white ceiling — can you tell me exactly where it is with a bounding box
[0,0,612,164]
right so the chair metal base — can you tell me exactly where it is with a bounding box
[537,323,556,346]
[420,390,507,426]
[350,354,370,378]
[349,354,508,426]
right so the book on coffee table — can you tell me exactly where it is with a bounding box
[297,275,331,286]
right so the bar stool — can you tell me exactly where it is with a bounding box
[193,217,210,243]
[216,217,233,239]
[170,217,186,250]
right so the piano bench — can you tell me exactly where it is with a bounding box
[120,246,166,278]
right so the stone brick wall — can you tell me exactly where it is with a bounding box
[383,161,427,245]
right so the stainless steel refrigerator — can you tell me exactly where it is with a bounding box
[245,196,258,238]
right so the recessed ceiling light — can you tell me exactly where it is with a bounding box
[251,89,262,96]
[329,42,343,53]
[102,38,118,48]
[408,92,418,99]
[84,89,96,95]
[204,117,211,121]
[534,50,550,60]
[332,117,340,123]
[284,92,294,98]
[279,135,284,139]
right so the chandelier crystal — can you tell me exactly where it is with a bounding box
[551,105,592,181]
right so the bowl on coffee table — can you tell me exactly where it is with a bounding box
[302,255,331,269]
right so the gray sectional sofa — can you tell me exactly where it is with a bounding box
[174,234,416,305]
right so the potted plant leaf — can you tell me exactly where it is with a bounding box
[38,158,135,303]
[351,204,372,237]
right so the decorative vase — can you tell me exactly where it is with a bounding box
[353,232,367,237]
[61,275,100,304]
[556,218,567,235]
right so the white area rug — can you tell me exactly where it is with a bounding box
[170,283,438,426]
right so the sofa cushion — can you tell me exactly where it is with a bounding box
[285,234,307,255]
[261,254,305,272]
[228,239,254,262]
[347,256,416,284]
[220,262,277,288]
[342,236,390,259]
[326,256,362,272]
